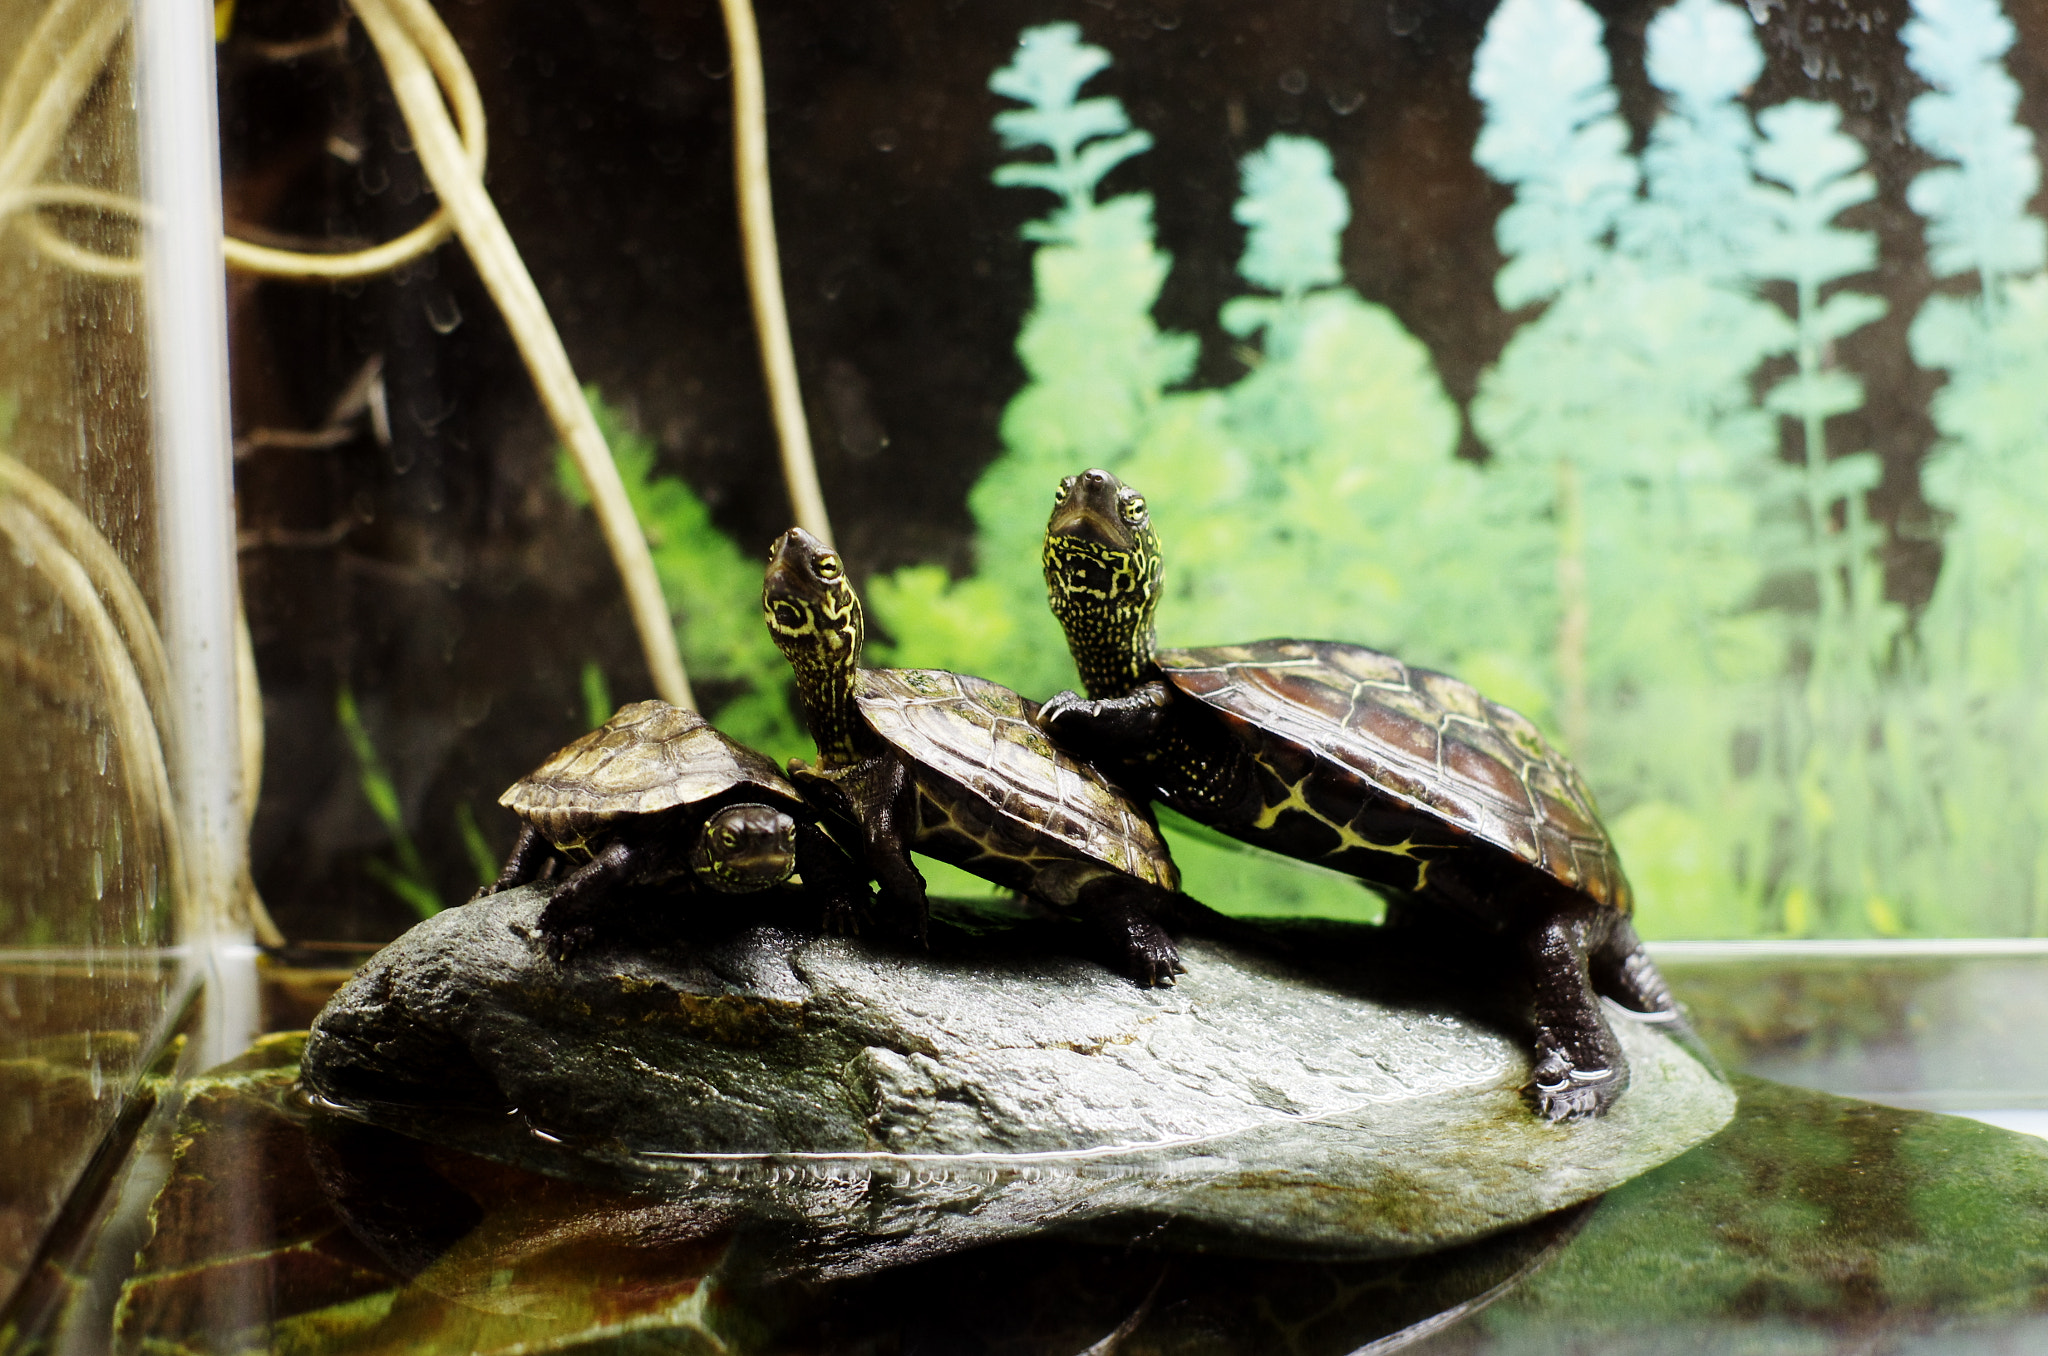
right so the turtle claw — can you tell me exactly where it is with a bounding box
[1121,926,1183,988]
[539,924,596,964]
[1037,689,1087,732]
[820,892,863,938]
[1525,1049,1623,1122]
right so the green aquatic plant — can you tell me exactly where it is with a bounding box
[882,4,2048,939]
[1748,98,1924,936]
[337,686,442,919]
[878,27,1468,917]
[556,389,805,765]
[1903,0,2048,935]
[1470,0,1791,936]
[870,23,1192,699]
[1468,0,1636,309]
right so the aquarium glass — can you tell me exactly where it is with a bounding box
[0,0,195,1307]
[8,0,2048,1348]
[188,0,2048,951]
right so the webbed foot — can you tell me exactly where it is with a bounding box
[1526,1048,1625,1122]
[1117,916,1184,988]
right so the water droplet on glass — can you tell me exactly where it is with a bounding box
[1329,89,1365,116]
[94,726,107,775]
[359,161,389,196]
[1801,48,1824,80]
[92,849,104,899]
[1278,68,1308,95]
[870,127,900,152]
[424,290,462,334]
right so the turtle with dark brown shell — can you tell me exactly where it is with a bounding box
[482,700,868,958]
[762,527,1194,985]
[1036,469,1685,1119]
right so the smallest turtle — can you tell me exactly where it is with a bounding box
[485,700,866,957]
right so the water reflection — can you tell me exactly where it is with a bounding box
[113,1041,1591,1353]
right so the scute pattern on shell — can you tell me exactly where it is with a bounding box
[855,669,1178,891]
[501,701,800,843]
[1158,641,1630,911]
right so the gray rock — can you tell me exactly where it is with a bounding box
[302,885,1732,1277]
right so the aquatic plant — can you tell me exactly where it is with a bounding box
[1903,0,2048,935]
[337,686,442,919]
[1470,0,1792,935]
[870,22,1192,699]
[880,4,2048,939]
[556,390,805,765]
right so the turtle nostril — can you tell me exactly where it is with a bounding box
[1084,469,1109,486]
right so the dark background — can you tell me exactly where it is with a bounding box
[215,0,2048,941]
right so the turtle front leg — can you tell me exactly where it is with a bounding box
[534,840,640,961]
[482,823,557,899]
[1076,877,1186,988]
[1037,680,1174,759]
[1523,902,1627,1122]
[795,821,873,936]
[842,755,929,945]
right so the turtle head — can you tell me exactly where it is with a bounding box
[1043,468,1162,698]
[763,528,867,761]
[689,803,798,892]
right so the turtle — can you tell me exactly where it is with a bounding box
[761,526,1194,986]
[483,699,868,958]
[1034,468,1685,1120]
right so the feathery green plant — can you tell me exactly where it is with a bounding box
[1904,0,2048,935]
[1468,0,1637,309]
[1470,0,1792,935]
[870,23,1191,699]
[876,28,1469,918]
[872,4,2048,939]
[1747,98,1924,935]
[555,389,805,765]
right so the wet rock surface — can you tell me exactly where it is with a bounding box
[300,885,1733,1272]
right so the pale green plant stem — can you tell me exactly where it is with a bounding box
[0,500,186,935]
[718,0,834,547]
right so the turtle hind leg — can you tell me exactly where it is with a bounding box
[1590,915,1677,1014]
[484,824,557,898]
[1523,901,1627,1122]
[1591,916,1724,1081]
[1076,878,1185,988]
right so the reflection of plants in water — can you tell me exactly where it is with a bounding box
[871,3,2048,939]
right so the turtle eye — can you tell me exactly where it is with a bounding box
[720,828,738,848]
[1119,494,1147,524]
[816,554,843,581]
[1053,477,1072,504]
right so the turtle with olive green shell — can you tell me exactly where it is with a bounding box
[762,527,1194,986]
[486,700,868,958]
[1036,468,1687,1120]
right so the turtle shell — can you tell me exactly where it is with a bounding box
[501,700,801,850]
[1157,640,1630,911]
[854,669,1178,894]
